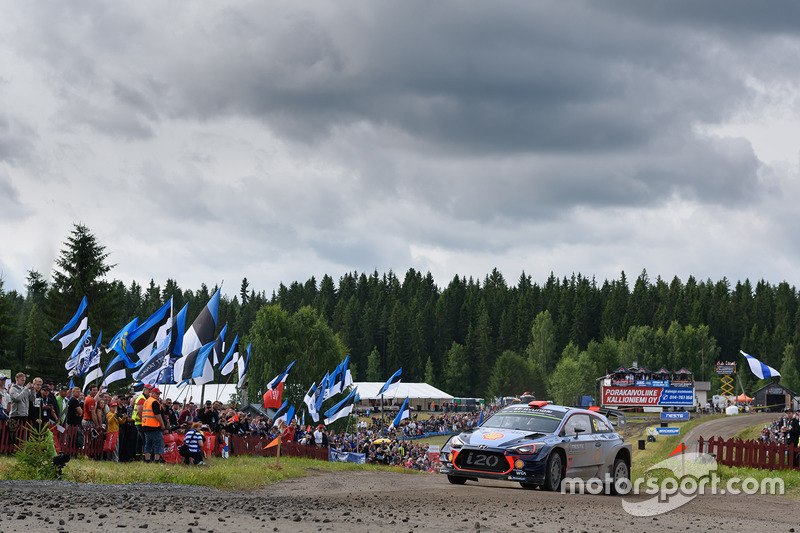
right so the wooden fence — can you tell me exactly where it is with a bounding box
[698,435,800,471]
[0,420,329,461]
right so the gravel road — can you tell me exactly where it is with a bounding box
[0,414,794,533]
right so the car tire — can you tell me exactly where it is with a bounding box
[542,452,563,492]
[609,457,630,495]
[447,475,467,485]
[519,482,538,490]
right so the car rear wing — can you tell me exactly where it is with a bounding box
[593,407,626,428]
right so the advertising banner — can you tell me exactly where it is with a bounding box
[602,386,694,407]
[660,412,690,421]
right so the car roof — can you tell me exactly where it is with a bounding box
[497,403,608,419]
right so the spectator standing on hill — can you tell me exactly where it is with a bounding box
[9,373,33,435]
[141,387,165,463]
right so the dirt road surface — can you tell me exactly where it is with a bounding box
[0,414,793,533]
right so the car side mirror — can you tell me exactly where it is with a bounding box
[573,428,586,438]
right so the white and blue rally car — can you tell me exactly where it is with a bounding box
[440,401,631,493]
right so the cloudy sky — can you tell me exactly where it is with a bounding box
[2,1,800,297]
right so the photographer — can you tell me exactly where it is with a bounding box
[198,400,218,431]
[37,384,60,430]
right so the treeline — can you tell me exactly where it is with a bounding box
[1,224,800,400]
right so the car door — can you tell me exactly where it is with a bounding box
[590,414,619,478]
[561,414,595,478]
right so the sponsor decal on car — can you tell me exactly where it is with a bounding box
[482,432,504,440]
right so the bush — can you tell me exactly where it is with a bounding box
[14,424,59,480]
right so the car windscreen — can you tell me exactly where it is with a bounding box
[482,412,563,434]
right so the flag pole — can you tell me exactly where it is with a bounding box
[216,371,234,403]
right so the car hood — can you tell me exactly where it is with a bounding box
[461,427,544,447]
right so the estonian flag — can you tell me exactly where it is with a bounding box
[379,368,402,397]
[267,361,296,392]
[82,333,104,390]
[212,323,227,366]
[342,355,353,390]
[741,350,781,379]
[326,362,343,399]
[168,303,188,358]
[389,396,410,430]
[324,387,358,425]
[101,352,129,389]
[66,328,93,374]
[126,298,173,364]
[219,334,239,376]
[303,382,318,421]
[271,400,292,427]
[315,372,329,414]
[237,343,251,389]
[173,289,220,385]
[51,296,88,349]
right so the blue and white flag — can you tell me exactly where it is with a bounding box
[134,334,172,385]
[237,342,251,388]
[173,290,220,386]
[303,382,319,422]
[271,400,292,427]
[100,351,129,389]
[324,387,358,425]
[126,298,173,364]
[389,396,410,430]
[379,368,402,397]
[51,296,88,349]
[168,303,188,358]
[212,323,227,366]
[326,355,353,398]
[66,328,93,374]
[741,350,781,379]
[267,360,296,392]
[173,340,215,386]
[219,334,239,376]
[315,372,329,413]
[108,317,141,368]
[82,333,104,390]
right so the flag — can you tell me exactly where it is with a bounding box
[100,352,129,389]
[182,288,220,356]
[219,334,239,376]
[107,317,141,368]
[267,361,296,392]
[174,340,216,386]
[237,343,251,389]
[168,303,188,357]
[212,323,227,366]
[315,372,329,414]
[389,396,410,430]
[303,382,319,422]
[271,401,293,427]
[51,296,88,349]
[324,387,358,425]
[379,368,402,397]
[263,382,284,409]
[173,290,220,385]
[668,442,687,458]
[264,435,281,449]
[82,333,104,390]
[125,298,173,364]
[341,355,353,390]
[477,410,484,426]
[133,334,172,385]
[326,361,343,399]
[66,328,92,374]
[741,350,781,379]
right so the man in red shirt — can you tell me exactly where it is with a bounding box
[82,385,99,431]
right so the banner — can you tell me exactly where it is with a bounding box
[602,386,693,407]
[263,382,284,409]
[329,448,366,464]
[660,412,690,421]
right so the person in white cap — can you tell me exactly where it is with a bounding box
[0,373,10,414]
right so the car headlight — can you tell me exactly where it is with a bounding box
[507,443,536,454]
[449,435,464,449]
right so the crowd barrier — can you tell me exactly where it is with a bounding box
[698,435,800,471]
[0,420,330,463]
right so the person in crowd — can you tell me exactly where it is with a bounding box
[141,387,166,463]
[178,401,195,426]
[183,421,206,465]
[66,386,84,452]
[37,384,59,430]
[133,384,152,460]
[9,373,34,435]
[105,400,126,462]
[0,373,10,413]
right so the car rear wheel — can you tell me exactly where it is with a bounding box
[447,475,467,485]
[542,452,563,492]
[609,457,630,495]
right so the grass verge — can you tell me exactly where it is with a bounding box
[0,455,417,491]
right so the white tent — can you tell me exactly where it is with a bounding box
[353,382,453,411]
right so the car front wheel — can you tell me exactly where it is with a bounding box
[447,475,467,485]
[542,452,563,492]
[609,457,630,495]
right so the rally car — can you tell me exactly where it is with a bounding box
[440,401,631,493]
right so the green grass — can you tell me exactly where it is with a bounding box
[0,455,417,491]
